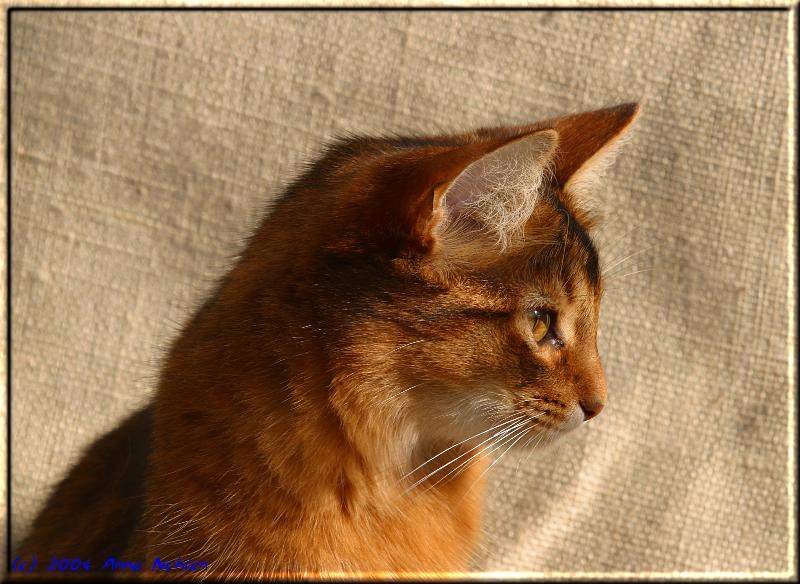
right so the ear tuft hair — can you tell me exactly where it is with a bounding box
[438,129,558,251]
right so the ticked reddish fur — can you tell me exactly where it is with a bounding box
[16,103,639,579]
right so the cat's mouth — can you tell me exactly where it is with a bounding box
[509,404,585,449]
[560,405,586,432]
[513,395,583,433]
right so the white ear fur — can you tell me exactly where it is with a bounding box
[438,129,558,251]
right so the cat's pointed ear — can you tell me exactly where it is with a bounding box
[550,102,640,196]
[430,129,559,249]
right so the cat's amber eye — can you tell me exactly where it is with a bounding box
[529,310,552,342]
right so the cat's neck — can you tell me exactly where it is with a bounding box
[264,361,431,513]
[156,255,482,520]
[159,338,427,517]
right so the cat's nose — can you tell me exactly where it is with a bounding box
[578,356,607,421]
[579,396,604,421]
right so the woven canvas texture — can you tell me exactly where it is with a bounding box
[10,10,793,574]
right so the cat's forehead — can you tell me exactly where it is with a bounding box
[533,187,602,290]
[473,187,602,299]
[451,234,602,313]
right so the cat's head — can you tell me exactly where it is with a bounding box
[263,103,639,454]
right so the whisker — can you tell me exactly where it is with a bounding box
[519,427,551,469]
[408,418,531,491]
[425,423,531,493]
[403,417,530,493]
[559,215,570,281]
[602,246,654,276]
[461,421,535,499]
[427,413,544,491]
[400,415,526,482]
[378,382,425,406]
[384,339,426,356]
[513,426,544,474]
[603,267,655,283]
[598,224,642,258]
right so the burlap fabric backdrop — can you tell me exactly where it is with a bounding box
[9,10,793,575]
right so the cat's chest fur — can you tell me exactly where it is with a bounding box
[136,440,488,575]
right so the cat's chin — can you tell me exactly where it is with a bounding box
[516,406,585,451]
[561,405,586,433]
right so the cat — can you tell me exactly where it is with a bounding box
[15,103,639,578]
